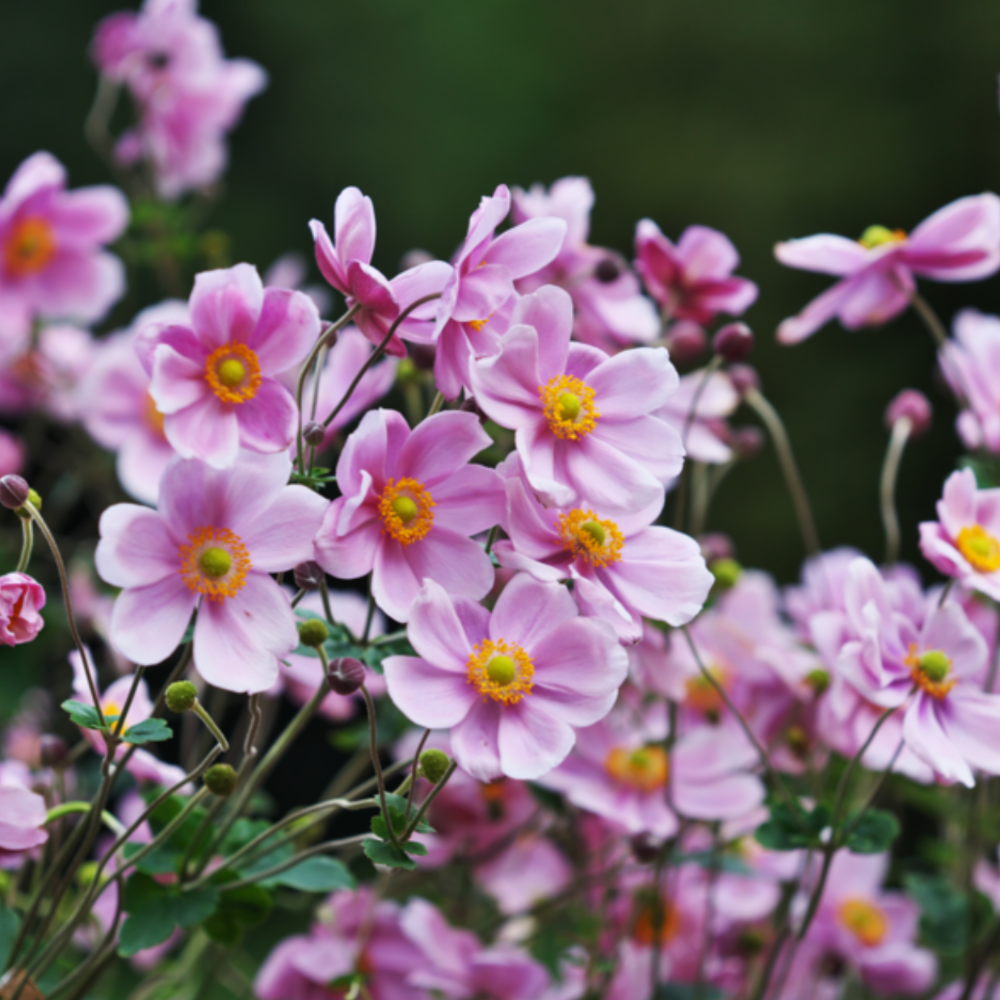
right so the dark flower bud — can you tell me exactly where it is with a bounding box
[713,322,754,363]
[594,257,622,283]
[699,533,735,564]
[885,389,931,437]
[0,475,29,510]
[39,735,68,769]
[727,363,760,397]
[711,558,743,589]
[298,618,329,649]
[302,421,326,447]
[165,681,198,713]
[459,396,486,422]
[293,560,324,591]
[328,656,366,696]
[664,321,707,365]
[418,748,451,784]
[630,833,662,864]
[407,343,436,372]
[729,426,765,460]
[203,763,239,797]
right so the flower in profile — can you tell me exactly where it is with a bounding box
[470,284,683,518]
[634,219,758,324]
[79,301,188,505]
[495,454,713,642]
[383,574,628,781]
[653,367,740,464]
[0,572,45,646]
[314,408,503,622]
[0,761,48,863]
[774,193,1000,344]
[137,264,320,468]
[939,309,1000,453]
[431,183,567,399]
[92,0,267,200]
[96,450,327,693]
[0,152,128,346]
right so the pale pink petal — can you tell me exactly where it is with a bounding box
[189,264,264,351]
[774,234,871,276]
[482,217,567,279]
[776,279,857,345]
[427,464,506,536]
[372,538,421,622]
[402,529,495,608]
[245,288,320,373]
[945,688,1000,776]
[497,701,575,779]
[347,260,398,317]
[110,576,196,665]
[35,251,125,324]
[562,433,664,517]
[51,186,129,246]
[586,347,679,419]
[509,285,572,381]
[148,342,207,414]
[164,393,240,468]
[469,325,543,430]
[334,186,376,267]
[383,655,478,728]
[452,265,514,324]
[397,410,493,484]
[310,218,347,292]
[404,578,476,673]
[314,498,381,580]
[593,414,685,485]
[96,504,180,588]
[235,379,298,454]
[239,485,329,572]
[451,697,503,782]
[903,694,974,787]
[490,573,577,650]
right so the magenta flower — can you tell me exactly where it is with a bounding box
[775,193,1000,344]
[0,324,95,421]
[0,762,48,861]
[495,454,712,642]
[137,264,320,468]
[0,152,127,346]
[653,367,740,464]
[0,572,45,646]
[939,309,1000,453]
[383,574,628,781]
[431,183,567,399]
[96,450,328,694]
[470,285,683,518]
[92,0,267,200]
[920,468,1000,601]
[314,408,503,622]
[634,219,758,324]
[0,428,24,477]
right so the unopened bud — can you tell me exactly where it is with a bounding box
[407,343,436,372]
[730,426,765,460]
[0,475,29,510]
[302,421,326,447]
[203,763,238,797]
[165,681,198,714]
[39,735,68,769]
[594,257,622,283]
[711,558,743,589]
[418,748,451,784]
[805,668,830,696]
[14,488,42,520]
[293,560,324,591]
[785,725,809,759]
[327,656,365,696]
[727,363,760,397]
[699,533,735,564]
[459,396,486,422]
[298,618,329,648]
[885,389,931,438]
[630,833,662,864]
[664,321,707,365]
[713,322,754,363]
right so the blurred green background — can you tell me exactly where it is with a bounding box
[3,0,1000,584]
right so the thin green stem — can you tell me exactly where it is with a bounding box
[426,390,445,417]
[361,684,400,848]
[484,524,499,557]
[192,700,229,752]
[15,518,33,573]
[112,665,146,740]
[880,417,912,565]
[403,760,458,840]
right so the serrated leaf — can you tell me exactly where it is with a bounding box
[844,809,900,854]
[61,699,104,730]
[363,838,417,870]
[269,857,355,892]
[124,718,173,745]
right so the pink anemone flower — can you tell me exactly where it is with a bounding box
[470,285,683,519]
[431,183,567,399]
[0,762,48,864]
[0,573,46,646]
[383,573,628,782]
[939,309,1000,453]
[654,367,740,464]
[0,152,128,346]
[774,193,1000,344]
[0,324,95,420]
[137,263,320,468]
[96,450,328,694]
[313,408,503,623]
[494,454,712,642]
[634,219,758,325]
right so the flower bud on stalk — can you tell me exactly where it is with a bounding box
[713,322,754,363]
[298,618,329,649]
[165,681,198,714]
[302,421,325,447]
[293,560,324,591]
[39,734,68,769]
[0,475,29,510]
[327,657,365,696]
[418,748,451,784]
[710,557,743,589]
[203,763,239,797]
[727,363,760,397]
[885,389,932,437]
[729,426,765,460]
[664,321,707,365]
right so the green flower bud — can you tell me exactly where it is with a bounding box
[203,763,239,797]
[711,558,743,589]
[165,681,198,714]
[15,488,42,520]
[298,617,329,649]
[805,668,830,696]
[418,748,451,784]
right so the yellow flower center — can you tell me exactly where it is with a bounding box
[685,666,727,718]
[956,525,1000,573]
[467,638,535,705]
[378,478,435,546]
[632,899,681,947]
[857,225,907,250]
[837,897,889,947]
[179,526,252,601]
[204,343,262,404]
[468,311,495,333]
[557,508,624,567]
[5,217,57,277]
[102,700,122,724]
[539,374,599,440]
[605,745,670,793]
[903,643,956,700]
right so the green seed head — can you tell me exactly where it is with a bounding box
[919,649,951,683]
[391,495,419,523]
[419,748,451,784]
[711,558,743,589]
[204,763,239,797]
[486,655,516,687]
[580,520,606,548]
[199,547,232,579]
[298,618,329,649]
[858,225,900,249]
[217,358,246,388]
[165,681,198,714]
[557,392,582,422]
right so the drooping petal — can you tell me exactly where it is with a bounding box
[773,234,870,276]
[482,217,567,279]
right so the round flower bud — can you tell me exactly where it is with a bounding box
[699,533,735,564]
[39,734,68,769]
[418,748,451,784]
[594,257,622,283]
[885,389,931,438]
[407,343,436,372]
[713,322,754,363]
[298,618,329,649]
[14,488,42,520]
[165,681,198,714]
[328,657,366,696]
[293,560,324,591]
[203,763,239,797]
[727,363,760,397]
[711,558,743,589]
[730,426,765,460]
[630,833,662,864]
[459,396,487,422]
[806,668,830,696]
[302,421,326,447]
[664,321,707,365]
[0,474,29,510]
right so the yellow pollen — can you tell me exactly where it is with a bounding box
[539,374,599,440]
[468,311,495,333]
[858,225,907,250]
[605,745,669,793]
[837,898,889,947]
[632,900,680,947]
[144,393,166,438]
[467,638,535,705]
[904,642,956,700]
[378,478,435,545]
[102,700,122,723]
[204,343,262,404]
[557,508,623,567]
[956,525,1000,573]
[685,666,727,716]
[179,526,251,601]
[5,217,57,277]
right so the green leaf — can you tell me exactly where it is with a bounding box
[118,874,220,956]
[754,802,829,851]
[904,873,983,956]
[123,718,173,745]
[203,910,242,947]
[61,699,104,730]
[122,841,178,876]
[119,909,176,957]
[844,809,900,854]
[656,985,725,1000]
[0,904,21,973]
[363,838,417,871]
[172,887,219,929]
[217,884,272,927]
[269,857,355,893]
[121,872,165,911]
[403,841,428,857]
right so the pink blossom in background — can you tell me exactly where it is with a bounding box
[0,428,24,476]
[263,251,331,316]
[940,309,1000,452]
[494,453,712,642]
[2,689,50,769]
[78,301,188,504]
[634,219,758,324]
[654,367,739,464]
[774,193,1000,344]
[0,325,96,420]
[92,0,267,200]
[470,285,683,519]
[0,760,48,866]
[137,264,320,468]
[314,408,503,622]
[96,450,328,693]
[383,574,628,781]
[512,177,659,353]
[431,183,566,399]
[0,152,127,346]
[0,572,46,646]
[475,832,572,917]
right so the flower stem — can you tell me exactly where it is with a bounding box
[361,684,400,848]
[15,518,32,573]
[192,699,230,752]
[880,417,912,565]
